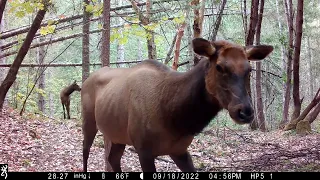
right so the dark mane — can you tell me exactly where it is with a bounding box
[161,59,222,136]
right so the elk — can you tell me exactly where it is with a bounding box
[80,38,273,172]
[60,80,81,119]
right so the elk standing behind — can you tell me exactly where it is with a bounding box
[81,38,273,172]
[60,80,81,119]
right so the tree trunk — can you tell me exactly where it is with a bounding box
[306,37,314,102]
[211,0,227,41]
[0,0,7,25]
[280,0,294,128]
[192,0,205,66]
[82,0,91,83]
[146,0,156,60]
[116,0,125,68]
[37,37,46,113]
[275,0,286,127]
[255,0,266,131]
[284,88,320,130]
[307,102,320,124]
[0,15,7,106]
[246,0,259,130]
[0,2,49,110]
[172,23,186,70]
[101,0,111,67]
[185,3,193,70]
[241,0,248,38]
[164,33,177,65]
[48,69,54,118]
[291,0,303,120]
[129,0,157,60]
[245,0,259,46]
[192,0,201,38]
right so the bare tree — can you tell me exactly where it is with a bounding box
[82,0,91,83]
[101,0,111,67]
[306,37,314,100]
[172,23,186,70]
[291,0,304,121]
[0,0,7,25]
[0,1,50,110]
[37,37,46,113]
[129,0,157,60]
[245,0,259,130]
[115,0,125,67]
[211,0,227,41]
[255,0,266,131]
[280,0,294,128]
[192,0,205,65]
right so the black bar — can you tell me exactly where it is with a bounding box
[0,172,319,180]
[3,172,142,180]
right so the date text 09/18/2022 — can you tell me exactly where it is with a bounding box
[148,172,271,180]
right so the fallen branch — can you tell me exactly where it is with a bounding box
[0,61,144,68]
[0,29,101,59]
[284,87,320,131]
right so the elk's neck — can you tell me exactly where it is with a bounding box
[163,59,222,136]
[65,87,76,96]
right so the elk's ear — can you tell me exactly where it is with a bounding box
[245,45,274,61]
[192,38,216,57]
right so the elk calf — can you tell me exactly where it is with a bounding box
[60,80,81,119]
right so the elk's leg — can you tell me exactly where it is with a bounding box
[169,151,196,172]
[137,149,156,172]
[82,119,98,172]
[106,141,125,172]
[62,103,66,119]
[66,100,70,119]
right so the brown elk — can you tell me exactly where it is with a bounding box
[80,38,273,172]
[60,80,81,119]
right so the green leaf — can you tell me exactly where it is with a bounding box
[47,25,56,34]
[23,2,34,13]
[85,4,94,13]
[15,11,26,18]
[38,3,45,10]
[161,16,169,21]
[172,16,185,24]
[119,37,128,45]
[40,27,48,35]
[48,19,55,25]
[97,23,103,29]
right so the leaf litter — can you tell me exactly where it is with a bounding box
[0,107,319,172]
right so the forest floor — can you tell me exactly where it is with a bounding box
[0,106,320,172]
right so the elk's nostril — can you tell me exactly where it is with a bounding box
[238,109,246,119]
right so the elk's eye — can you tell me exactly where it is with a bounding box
[216,64,223,73]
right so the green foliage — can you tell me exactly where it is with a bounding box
[8,0,44,18]
[84,2,102,17]
[39,25,56,35]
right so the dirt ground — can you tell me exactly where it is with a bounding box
[1,107,319,172]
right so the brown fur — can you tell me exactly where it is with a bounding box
[60,80,81,119]
[81,38,273,172]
